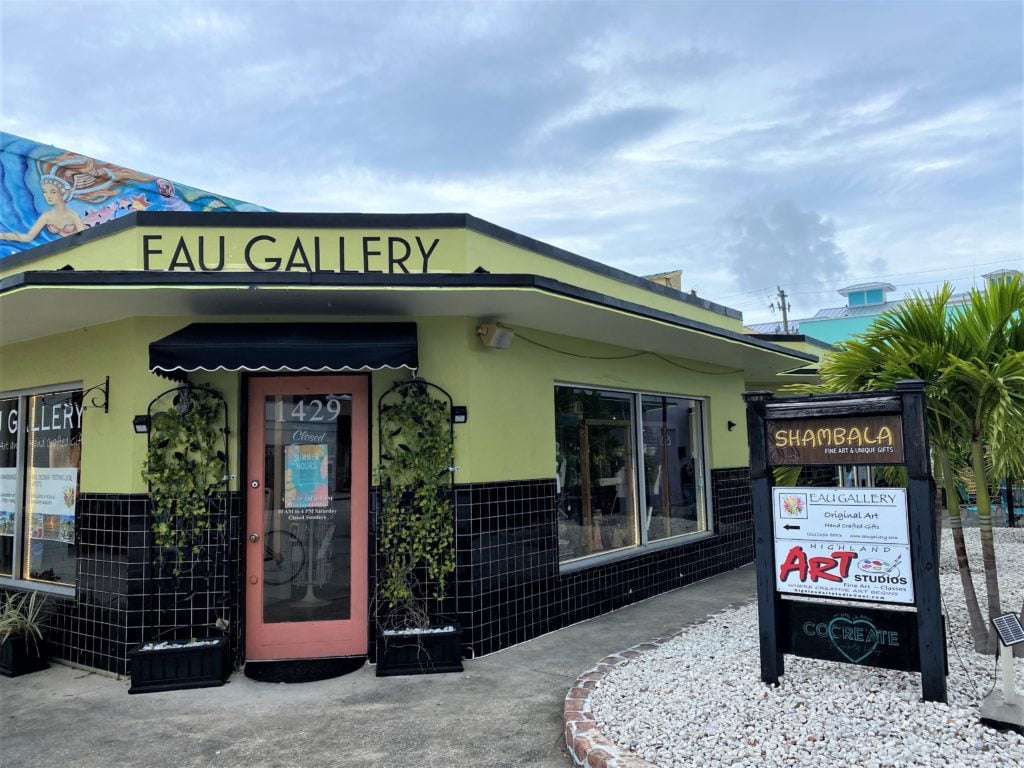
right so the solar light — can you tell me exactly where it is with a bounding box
[132,414,150,434]
[992,612,1024,647]
[980,612,1024,731]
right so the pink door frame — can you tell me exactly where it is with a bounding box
[245,375,369,660]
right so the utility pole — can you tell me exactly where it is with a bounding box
[770,287,792,333]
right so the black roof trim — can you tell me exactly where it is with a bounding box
[749,333,834,351]
[1,270,814,364]
[460,213,740,319]
[777,367,821,376]
[0,211,741,320]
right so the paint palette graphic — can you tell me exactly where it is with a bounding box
[857,554,902,573]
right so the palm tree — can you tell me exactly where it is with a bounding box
[944,276,1024,643]
[811,285,991,650]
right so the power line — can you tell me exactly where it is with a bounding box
[711,257,1020,302]
[514,331,741,375]
[731,271,1011,311]
[769,287,792,333]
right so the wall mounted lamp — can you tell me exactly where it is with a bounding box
[727,420,737,431]
[133,414,151,434]
[476,323,515,349]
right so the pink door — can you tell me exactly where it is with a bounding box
[246,376,368,660]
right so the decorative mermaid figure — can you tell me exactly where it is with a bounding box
[0,152,152,242]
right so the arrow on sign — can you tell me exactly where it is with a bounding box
[783,524,801,530]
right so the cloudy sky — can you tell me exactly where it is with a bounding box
[1,1,1021,323]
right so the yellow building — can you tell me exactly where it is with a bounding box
[1,208,815,677]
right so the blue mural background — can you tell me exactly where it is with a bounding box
[0,132,270,260]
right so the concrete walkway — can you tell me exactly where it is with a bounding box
[0,565,755,768]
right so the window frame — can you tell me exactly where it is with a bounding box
[0,381,83,598]
[554,381,715,573]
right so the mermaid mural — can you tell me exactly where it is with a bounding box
[0,132,270,259]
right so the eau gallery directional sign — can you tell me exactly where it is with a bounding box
[772,486,914,605]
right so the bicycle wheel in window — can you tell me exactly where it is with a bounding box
[263,529,305,585]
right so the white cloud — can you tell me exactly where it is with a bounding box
[910,159,960,174]
[0,0,1019,320]
[157,6,249,43]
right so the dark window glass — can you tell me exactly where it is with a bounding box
[261,394,352,623]
[555,387,710,565]
[0,397,17,577]
[22,390,81,585]
[640,395,707,541]
[556,388,637,562]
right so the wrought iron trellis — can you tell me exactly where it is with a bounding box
[375,377,457,630]
[143,383,233,643]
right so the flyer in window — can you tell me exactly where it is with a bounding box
[284,443,329,509]
[0,468,16,536]
[26,467,78,541]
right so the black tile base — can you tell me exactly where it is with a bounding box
[1,492,242,677]
[444,469,753,657]
[5,470,755,675]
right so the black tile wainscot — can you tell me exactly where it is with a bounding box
[0,492,243,677]
[410,468,755,660]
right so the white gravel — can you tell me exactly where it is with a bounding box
[591,527,1024,767]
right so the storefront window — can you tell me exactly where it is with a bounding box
[555,389,638,561]
[640,395,707,542]
[0,387,82,589]
[0,397,17,577]
[555,386,709,565]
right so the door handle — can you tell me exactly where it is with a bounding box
[249,532,260,543]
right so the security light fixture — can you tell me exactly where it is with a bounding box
[133,414,151,434]
[476,323,515,349]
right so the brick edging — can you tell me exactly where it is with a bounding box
[563,597,755,767]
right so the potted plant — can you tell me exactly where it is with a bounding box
[128,631,231,694]
[130,384,232,693]
[0,591,48,677]
[375,379,462,676]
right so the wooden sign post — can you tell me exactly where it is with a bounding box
[743,380,946,703]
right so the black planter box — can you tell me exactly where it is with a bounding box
[129,637,231,694]
[375,622,464,677]
[0,636,48,677]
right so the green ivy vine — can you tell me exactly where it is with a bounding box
[377,380,455,630]
[141,386,227,575]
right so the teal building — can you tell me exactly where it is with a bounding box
[748,272,1020,347]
